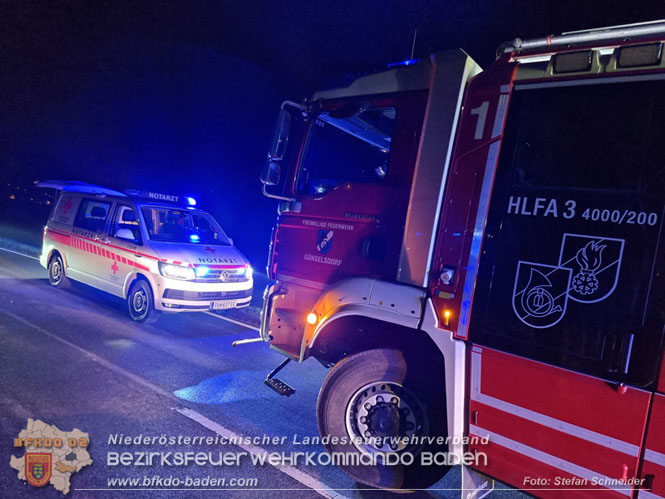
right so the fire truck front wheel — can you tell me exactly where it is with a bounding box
[317,348,448,489]
[127,279,159,323]
[48,253,70,288]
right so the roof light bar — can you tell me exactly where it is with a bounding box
[125,190,197,207]
[387,58,419,69]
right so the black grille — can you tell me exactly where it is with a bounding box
[162,289,252,301]
[194,268,249,283]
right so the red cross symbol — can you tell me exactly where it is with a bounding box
[63,197,73,214]
[111,261,119,274]
[204,246,216,254]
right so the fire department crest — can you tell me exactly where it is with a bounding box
[316,230,334,254]
[25,453,52,487]
[10,419,92,495]
[558,233,624,303]
[513,262,571,329]
[512,233,625,329]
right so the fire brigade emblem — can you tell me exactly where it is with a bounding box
[513,262,571,329]
[316,230,334,254]
[25,453,52,487]
[558,234,624,303]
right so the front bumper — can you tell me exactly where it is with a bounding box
[260,282,279,340]
[154,276,253,312]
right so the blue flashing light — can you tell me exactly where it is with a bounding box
[387,58,419,69]
[189,234,200,242]
[186,197,197,206]
[195,265,209,277]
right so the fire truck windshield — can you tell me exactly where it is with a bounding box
[296,107,396,195]
[141,206,231,245]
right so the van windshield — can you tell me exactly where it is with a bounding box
[141,206,230,245]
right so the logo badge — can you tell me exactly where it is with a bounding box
[558,234,624,303]
[316,230,334,254]
[25,453,52,487]
[513,262,571,329]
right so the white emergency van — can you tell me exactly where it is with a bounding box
[37,181,253,322]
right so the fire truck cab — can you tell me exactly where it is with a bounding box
[260,22,665,497]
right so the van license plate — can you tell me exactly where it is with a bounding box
[211,301,236,310]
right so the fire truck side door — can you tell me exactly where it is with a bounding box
[276,92,427,286]
[470,78,665,389]
[467,77,665,494]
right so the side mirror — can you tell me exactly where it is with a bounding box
[260,161,281,186]
[269,108,292,161]
[116,228,136,241]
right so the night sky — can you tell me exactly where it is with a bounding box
[2,0,665,265]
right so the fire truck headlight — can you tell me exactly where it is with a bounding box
[159,262,196,280]
[443,309,452,326]
[306,312,318,325]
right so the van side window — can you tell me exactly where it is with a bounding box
[51,194,81,225]
[73,199,111,234]
[111,205,142,244]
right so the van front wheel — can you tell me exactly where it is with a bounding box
[127,280,159,323]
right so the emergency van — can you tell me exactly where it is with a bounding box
[37,181,253,323]
[258,21,665,497]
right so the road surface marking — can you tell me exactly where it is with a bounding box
[2,309,346,498]
[204,311,260,331]
[0,246,39,260]
[177,407,348,499]
[3,310,179,401]
[0,245,261,332]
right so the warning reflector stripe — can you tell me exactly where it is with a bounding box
[471,351,640,457]
[45,228,71,245]
[65,234,151,273]
[645,449,665,468]
[470,425,632,497]
[639,490,665,499]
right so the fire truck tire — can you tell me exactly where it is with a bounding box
[48,253,71,288]
[127,279,159,323]
[317,348,449,489]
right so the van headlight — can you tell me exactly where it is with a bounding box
[159,262,196,280]
[242,263,253,277]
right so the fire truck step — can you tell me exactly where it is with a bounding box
[264,358,295,396]
[264,377,295,397]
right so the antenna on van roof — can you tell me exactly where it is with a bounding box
[410,27,418,60]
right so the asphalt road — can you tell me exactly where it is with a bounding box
[0,248,467,498]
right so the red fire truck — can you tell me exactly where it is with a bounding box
[258,21,665,497]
